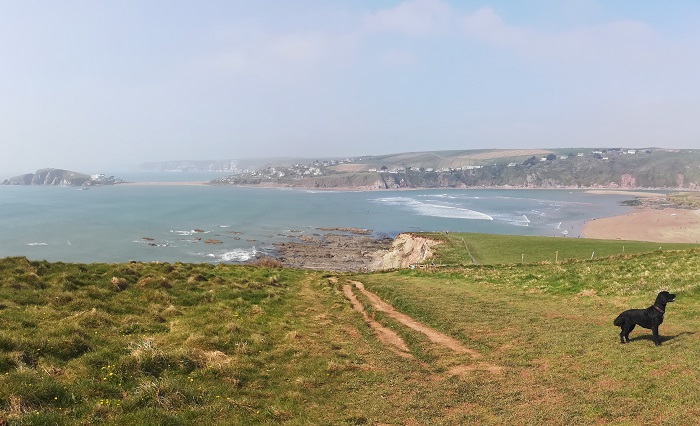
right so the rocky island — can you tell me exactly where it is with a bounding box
[2,168,125,186]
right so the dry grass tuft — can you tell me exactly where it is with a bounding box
[284,330,300,341]
[137,275,172,289]
[7,395,24,416]
[111,276,128,291]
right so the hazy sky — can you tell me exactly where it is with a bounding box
[2,0,700,175]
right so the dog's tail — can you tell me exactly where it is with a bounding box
[613,314,624,326]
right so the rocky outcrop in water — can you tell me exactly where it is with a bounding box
[273,231,439,272]
[274,231,394,272]
[2,168,125,186]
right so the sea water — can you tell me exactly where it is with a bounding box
[0,176,637,263]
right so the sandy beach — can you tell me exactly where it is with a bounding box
[583,208,700,243]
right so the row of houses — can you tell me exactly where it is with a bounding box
[313,157,363,167]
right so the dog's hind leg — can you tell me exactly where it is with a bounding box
[621,323,635,343]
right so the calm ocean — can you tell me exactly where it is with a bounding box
[0,172,637,264]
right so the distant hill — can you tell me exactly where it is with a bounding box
[210,148,700,190]
[139,157,326,173]
[2,168,125,186]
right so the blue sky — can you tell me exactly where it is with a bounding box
[2,0,700,174]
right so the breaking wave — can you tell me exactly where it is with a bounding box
[490,213,531,227]
[372,197,493,220]
[170,229,210,236]
[208,247,258,262]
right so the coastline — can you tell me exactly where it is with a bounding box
[583,208,700,243]
[583,189,666,197]
[581,189,700,244]
[120,182,700,245]
[120,179,686,195]
[120,181,208,186]
[124,182,700,245]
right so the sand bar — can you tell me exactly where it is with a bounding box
[121,181,207,186]
[584,189,666,197]
[583,208,700,243]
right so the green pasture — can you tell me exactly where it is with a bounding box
[422,231,699,265]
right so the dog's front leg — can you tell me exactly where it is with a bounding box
[651,325,661,346]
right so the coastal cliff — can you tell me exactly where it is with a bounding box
[369,233,440,270]
[2,168,125,186]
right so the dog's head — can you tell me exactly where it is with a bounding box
[655,291,676,305]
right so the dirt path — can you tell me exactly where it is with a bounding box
[341,284,413,358]
[342,279,503,374]
[350,281,481,358]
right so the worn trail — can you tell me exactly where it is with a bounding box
[341,284,413,358]
[350,281,481,358]
[342,279,503,374]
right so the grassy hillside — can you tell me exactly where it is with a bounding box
[2,241,700,424]
[215,148,700,189]
[353,149,556,170]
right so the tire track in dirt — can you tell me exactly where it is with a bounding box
[341,284,413,358]
[344,280,503,374]
[350,281,480,358]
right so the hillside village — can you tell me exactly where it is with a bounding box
[209,148,698,189]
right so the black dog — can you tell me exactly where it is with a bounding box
[614,291,676,345]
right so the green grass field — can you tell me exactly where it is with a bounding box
[423,232,699,265]
[1,234,700,424]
